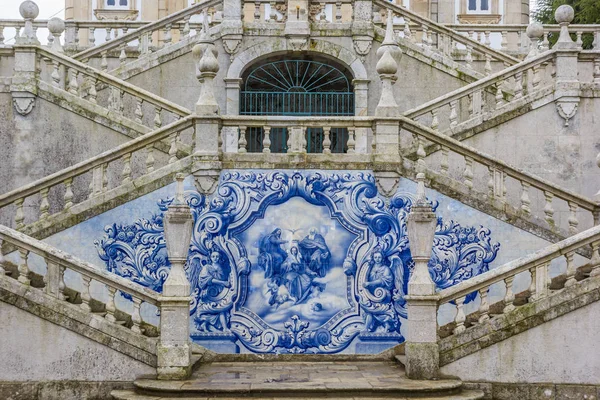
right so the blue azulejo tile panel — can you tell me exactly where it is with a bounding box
[92,170,500,354]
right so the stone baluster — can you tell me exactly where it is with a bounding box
[118,43,127,66]
[405,173,439,380]
[449,100,458,128]
[238,126,248,153]
[51,60,60,87]
[158,173,194,380]
[404,17,412,42]
[484,31,491,47]
[131,297,143,334]
[484,54,492,76]
[80,276,92,312]
[495,82,505,108]
[544,191,555,228]
[121,153,132,184]
[467,94,474,118]
[105,286,117,323]
[503,275,516,313]
[568,202,579,235]
[39,188,49,220]
[48,18,65,53]
[18,248,30,285]
[564,251,577,287]
[513,71,524,99]
[0,26,4,46]
[145,145,155,173]
[335,0,342,21]
[262,126,272,153]
[105,27,112,42]
[440,146,449,176]
[169,132,179,164]
[532,65,541,90]
[453,296,466,334]
[183,16,191,37]
[421,25,429,49]
[154,106,162,129]
[89,27,96,47]
[347,127,356,154]
[415,135,426,173]
[541,32,550,51]
[575,31,583,48]
[164,23,173,46]
[535,262,550,299]
[134,99,143,124]
[465,46,473,70]
[63,177,74,210]
[101,51,108,72]
[463,156,474,190]
[590,241,600,277]
[88,77,98,104]
[594,31,600,50]
[520,181,531,216]
[14,198,25,230]
[67,68,79,96]
[528,266,536,300]
[322,127,331,154]
[478,287,490,323]
[501,31,508,50]
[430,109,439,131]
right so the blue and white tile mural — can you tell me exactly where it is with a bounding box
[93,170,500,354]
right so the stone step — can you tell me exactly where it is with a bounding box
[111,361,484,399]
[112,389,486,399]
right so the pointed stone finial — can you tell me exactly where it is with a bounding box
[192,11,220,116]
[375,10,401,117]
[47,18,65,53]
[174,173,186,205]
[525,22,543,59]
[17,1,40,45]
[555,5,576,49]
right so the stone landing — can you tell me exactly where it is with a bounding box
[111,360,484,399]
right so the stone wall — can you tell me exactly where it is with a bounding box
[441,299,600,386]
[0,302,154,398]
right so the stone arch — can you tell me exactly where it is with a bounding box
[226,39,368,81]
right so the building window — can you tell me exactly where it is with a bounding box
[106,0,129,8]
[467,0,490,13]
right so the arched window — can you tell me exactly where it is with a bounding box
[240,58,355,153]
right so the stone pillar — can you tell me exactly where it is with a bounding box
[351,0,374,60]
[374,10,402,162]
[284,0,310,50]
[222,78,243,153]
[158,174,194,380]
[221,0,243,59]
[405,173,439,380]
[353,79,370,154]
[553,5,580,127]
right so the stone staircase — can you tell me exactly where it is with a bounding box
[111,359,485,399]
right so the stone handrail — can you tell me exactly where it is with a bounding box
[400,116,599,237]
[0,116,195,230]
[36,46,190,129]
[73,0,222,63]
[436,223,600,335]
[374,0,520,66]
[404,50,556,123]
[0,223,160,333]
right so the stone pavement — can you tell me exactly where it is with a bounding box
[112,360,484,399]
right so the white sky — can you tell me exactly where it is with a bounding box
[0,0,65,20]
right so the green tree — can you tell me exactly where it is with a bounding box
[533,0,600,48]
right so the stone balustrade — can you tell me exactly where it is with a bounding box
[400,116,599,237]
[36,47,190,128]
[73,0,222,65]
[373,0,520,72]
[0,223,160,334]
[436,223,600,337]
[445,24,600,53]
[0,116,195,233]
[404,50,557,133]
[221,116,371,153]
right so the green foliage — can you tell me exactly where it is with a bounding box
[533,0,599,49]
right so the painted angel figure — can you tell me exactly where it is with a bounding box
[359,250,405,333]
[193,250,233,332]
